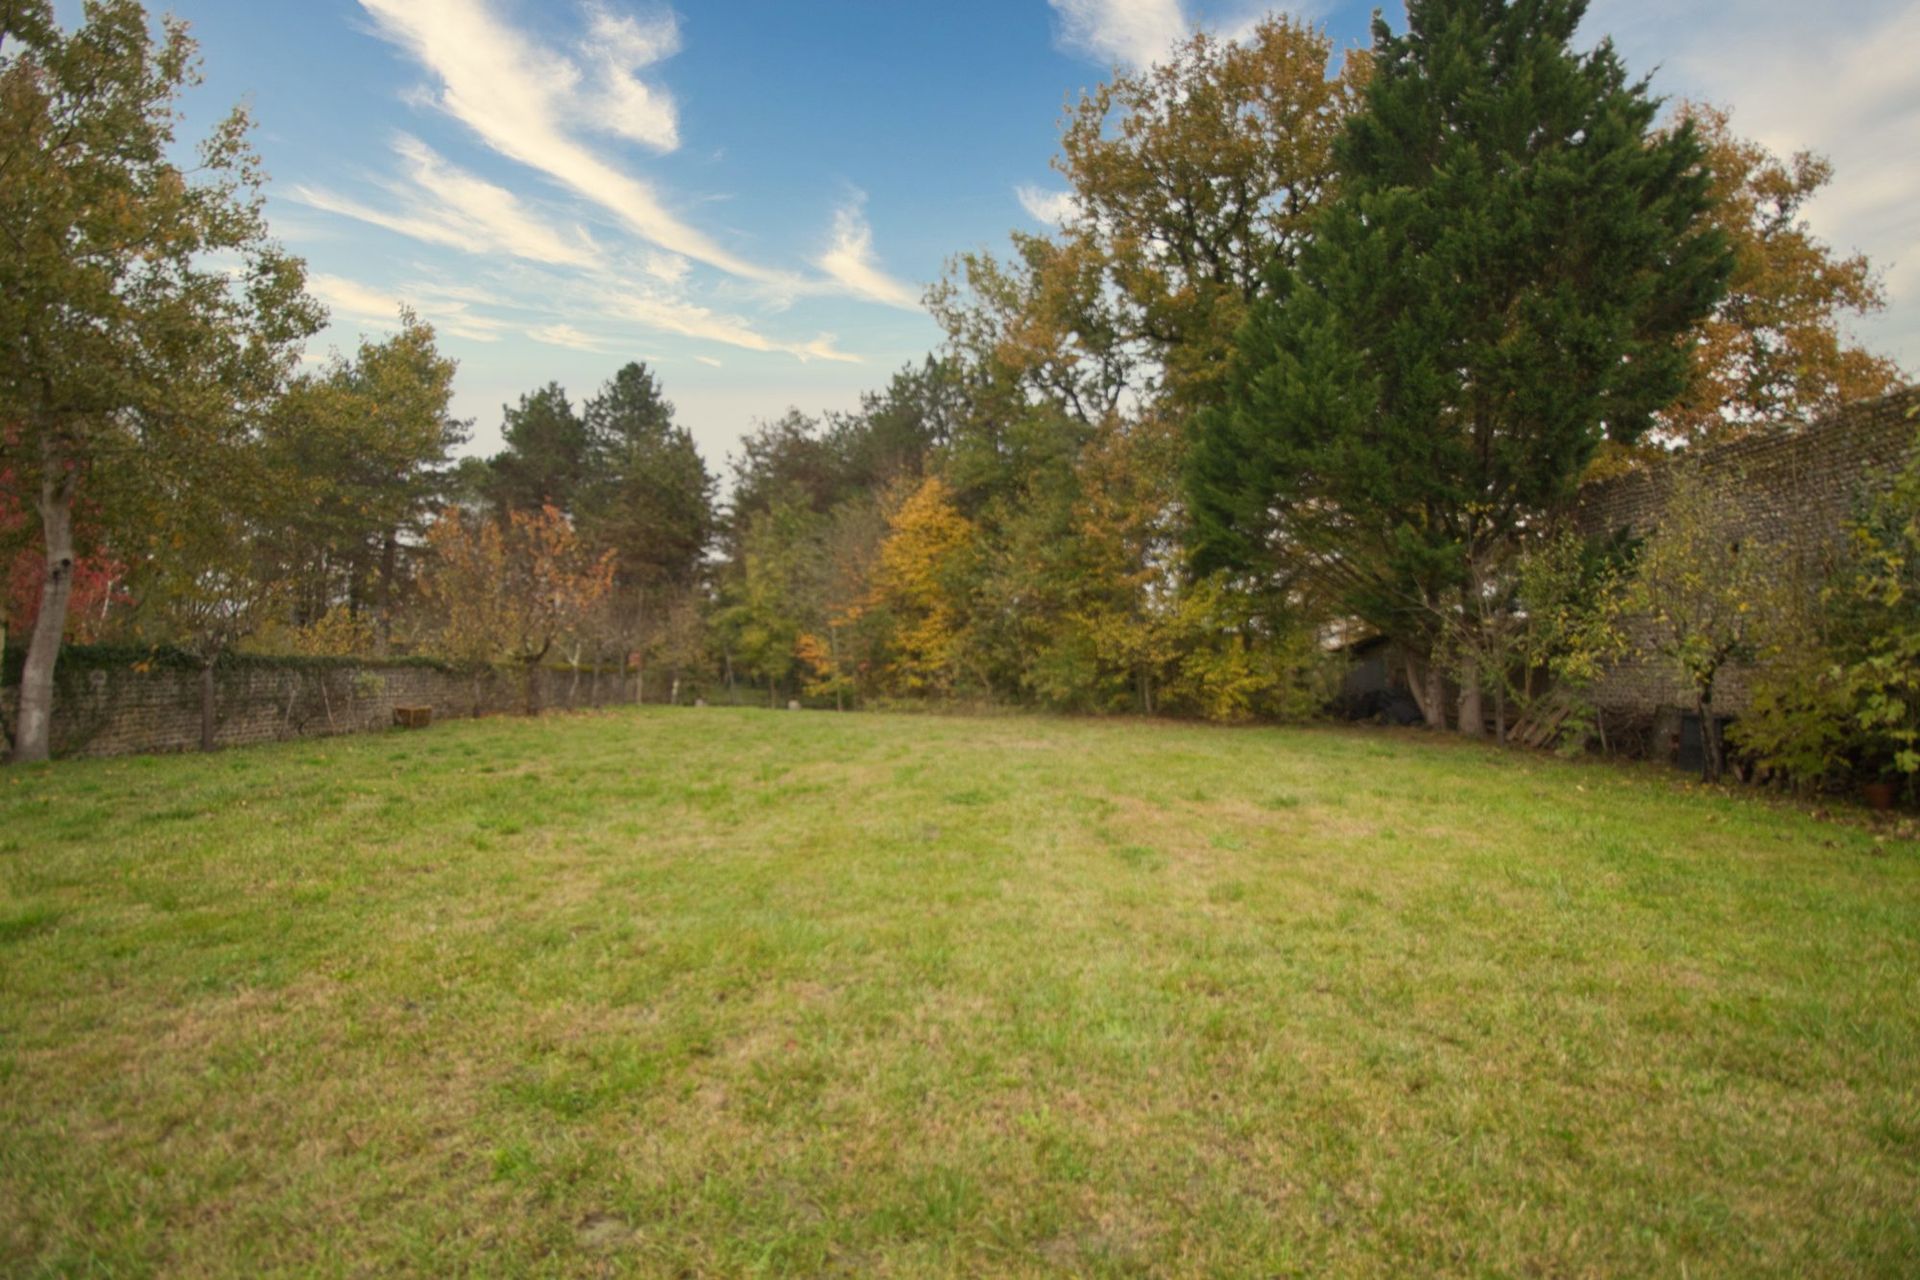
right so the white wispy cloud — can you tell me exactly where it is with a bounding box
[795,335,860,363]
[642,250,692,285]
[1048,0,1187,69]
[293,134,598,268]
[307,253,863,366]
[588,278,864,362]
[1588,0,1920,369]
[402,278,517,310]
[815,194,921,310]
[1015,183,1078,226]
[308,273,413,325]
[308,272,512,343]
[579,1,682,149]
[527,323,619,352]
[357,0,779,283]
[297,192,865,363]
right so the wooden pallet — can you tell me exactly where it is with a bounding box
[1509,693,1575,750]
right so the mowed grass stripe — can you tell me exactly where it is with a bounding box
[1,708,1915,1276]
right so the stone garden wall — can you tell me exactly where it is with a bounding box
[1574,386,1919,729]
[0,650,638,760]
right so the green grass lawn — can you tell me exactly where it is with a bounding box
[2,708,1916,1277]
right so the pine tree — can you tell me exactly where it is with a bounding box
[1188,0,1729,731]
[578,362,713,592]
[487,383,588,515]
[574,362,715,702]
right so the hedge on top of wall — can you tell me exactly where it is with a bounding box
[0,644,460,687]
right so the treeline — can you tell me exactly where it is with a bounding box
[699,1,1912,797]
[3,0,1913,791]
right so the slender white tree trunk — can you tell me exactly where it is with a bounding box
[1407,652,1448,731]
[1457,655,1485,738]
[12,472,76,765]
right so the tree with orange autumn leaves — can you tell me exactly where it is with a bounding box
[420,504,613,716]
[1655,103,1906,446]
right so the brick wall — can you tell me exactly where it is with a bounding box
[1,653,639,760]
[1574,387,1920,728]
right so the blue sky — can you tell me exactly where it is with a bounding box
[73,0,1920,464]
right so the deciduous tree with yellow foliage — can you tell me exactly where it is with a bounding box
[869,476,976,696]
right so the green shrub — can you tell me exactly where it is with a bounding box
[1163,577,1342,724]
[1736,416,1920,796]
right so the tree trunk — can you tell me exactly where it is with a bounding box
[825,631,840,712]
[1405,653,1448,731]
[1457,656,1484,738]
[473,671,485,719]
[524,661,541,716]
[568,662,580,709]
[0,608,11,754]
[1404,652,1429,725]
[1493,681,1507,746]
[199,659,218,752]
[12,477,77,765]
[1697,688,1723,783]
[374,529,398,657]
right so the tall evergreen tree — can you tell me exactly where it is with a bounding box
[578,362,713,591]
[488,382,588,515]
[1188,0,1730,731]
